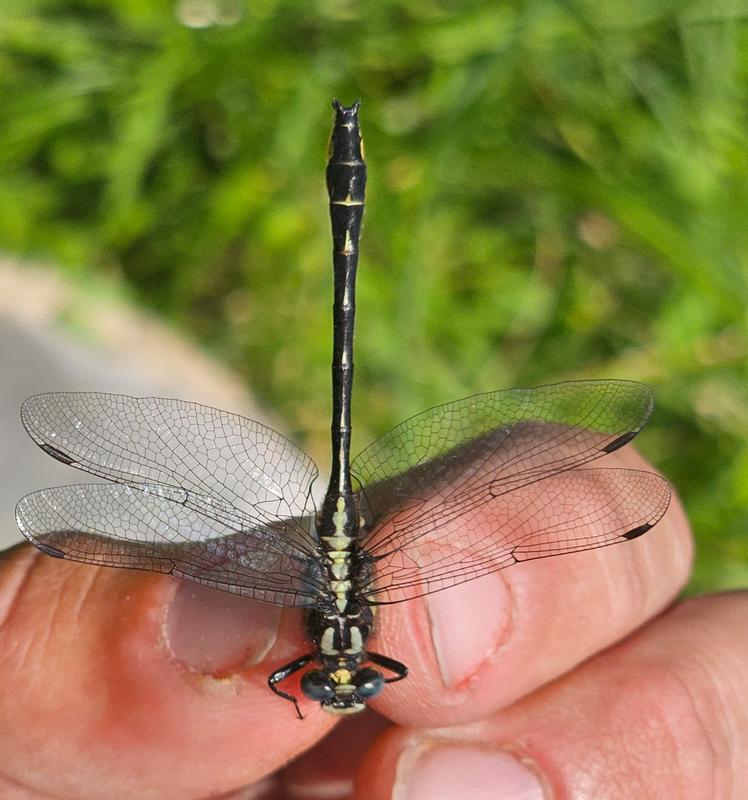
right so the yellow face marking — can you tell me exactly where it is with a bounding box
[323,702,365,716]
[332,668,352,684]
[336,597,347,613]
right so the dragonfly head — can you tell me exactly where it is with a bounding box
[300,666,385,715]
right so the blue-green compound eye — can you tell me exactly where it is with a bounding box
[354,667,385,698]
[301,670,335,701]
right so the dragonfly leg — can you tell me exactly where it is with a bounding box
[268,654,314,719]
[368,651,409,683]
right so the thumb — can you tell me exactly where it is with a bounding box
[0,544,331,800]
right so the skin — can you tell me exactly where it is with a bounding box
[1,447,745,799]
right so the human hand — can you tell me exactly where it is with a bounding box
[1,447,743,799]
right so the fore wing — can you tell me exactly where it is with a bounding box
[21,392,319,533]
[352,380,654,533]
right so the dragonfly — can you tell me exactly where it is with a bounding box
[16,100,671,718]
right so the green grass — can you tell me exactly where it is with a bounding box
[1,0,746,591]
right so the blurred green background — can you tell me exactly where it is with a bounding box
[1,0,746,591]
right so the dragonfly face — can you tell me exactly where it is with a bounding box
[301,666,385,715]
[16,100,672,719]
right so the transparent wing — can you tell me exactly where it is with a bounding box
[352,380,654,531]
[16,484,323,607]
[362,468,671,604]
[21,393,319,529]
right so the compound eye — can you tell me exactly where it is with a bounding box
[354,667,385,698]
[300,669,334,701]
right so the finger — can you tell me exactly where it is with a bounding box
[355,592,748,799]
[0,545,333,800]
[278,711,391,800]
[366,447,693,726]
[198,712,391,800]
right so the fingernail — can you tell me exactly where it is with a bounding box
[397,743,545,800]
[164,583,279,675]
[426,572,511,687]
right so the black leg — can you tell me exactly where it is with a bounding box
[368,651,408,683]
[268,654,313,720]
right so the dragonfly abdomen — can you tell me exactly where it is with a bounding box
[323,100,366,510]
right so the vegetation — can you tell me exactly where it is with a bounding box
[1,1,746,590]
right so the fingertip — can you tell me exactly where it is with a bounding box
[368,571,515,725]
[426,573,511,690]
[354,727,548,800]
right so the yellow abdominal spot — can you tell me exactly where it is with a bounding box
[343,230,354,255]
[332,497,347,535]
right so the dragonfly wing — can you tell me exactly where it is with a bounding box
[21,393,319,526]
[352,380,655,528]
[16,483,322,607]
[361,468,671,604]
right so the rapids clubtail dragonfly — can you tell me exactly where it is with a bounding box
[16,101,671,718]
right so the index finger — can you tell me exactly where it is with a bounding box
[365,447,693,726]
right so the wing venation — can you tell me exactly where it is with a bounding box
[16,483,322,608]
[359,468,670,605]
[352,380,655,535]
[22,392,319,530]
